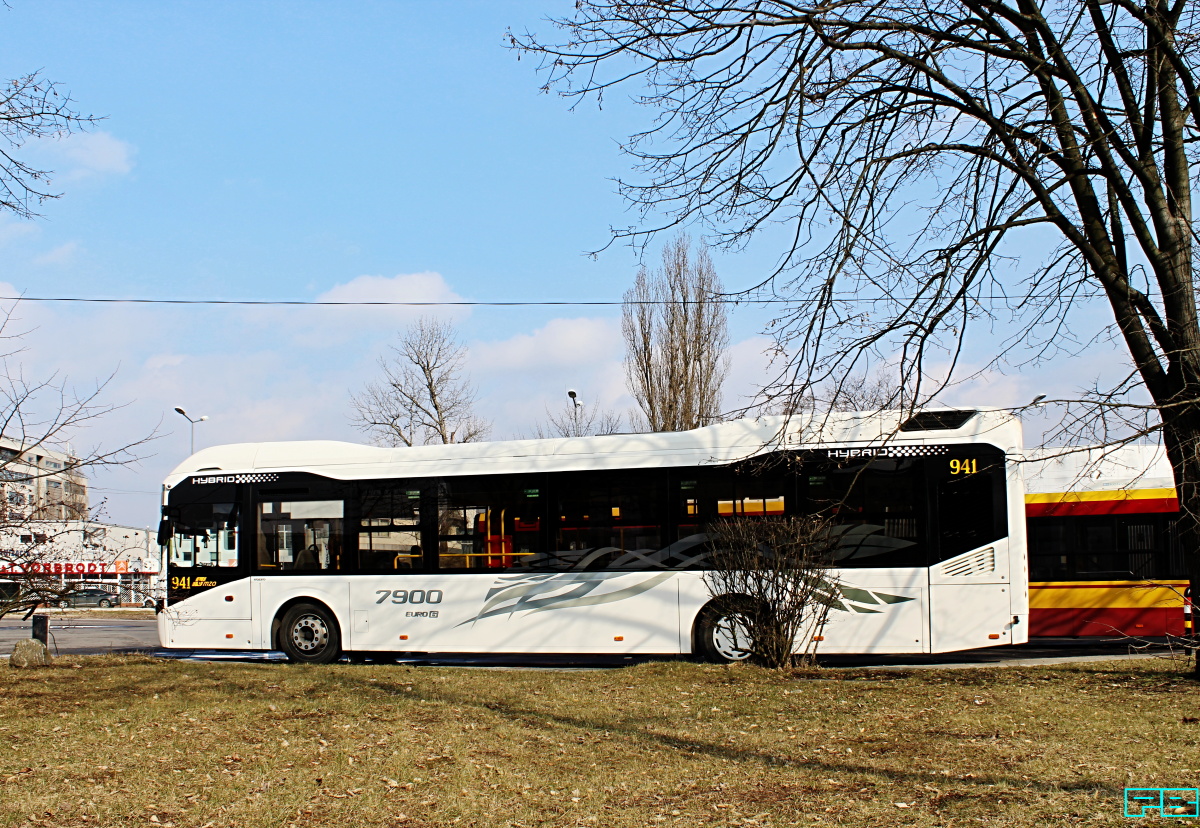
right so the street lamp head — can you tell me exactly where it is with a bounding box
[199,415,209,422]
[567,390,577,400]
[174,407,187,417]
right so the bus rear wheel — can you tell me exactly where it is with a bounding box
[279,603,341,664]
[694,598,757,664]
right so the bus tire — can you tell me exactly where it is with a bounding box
[693,597,757,664]
[278,603,341,664]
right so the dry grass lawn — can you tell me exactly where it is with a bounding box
[0,654,1196,827]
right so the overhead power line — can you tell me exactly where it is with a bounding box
[0,294,1096,307]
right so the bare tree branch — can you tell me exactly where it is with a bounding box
[533,399,624,438]
[515,0,1200,674]
[1,71,97,220]
[350,318,490,447]
[622,233,730,431]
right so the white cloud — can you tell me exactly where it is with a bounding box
[240,271,472,347]
[470,317,628,436]
[316,271,462,304]
[473,317,622,372]
[143,353,186,372]
[52,131,136,180]
[0,218,38,247]
[33,241,80,266]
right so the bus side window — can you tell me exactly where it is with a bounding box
[359,486,422,571]
[436,477,545,571]
[554,470,665,570]
[257,500,344,572]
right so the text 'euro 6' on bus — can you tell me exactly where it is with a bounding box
[156,410,1029,663]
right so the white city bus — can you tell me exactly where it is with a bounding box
[156,410,1029,663]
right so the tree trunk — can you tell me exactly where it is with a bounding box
[1161,417,1200,677]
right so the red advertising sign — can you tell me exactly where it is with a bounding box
[0,561,143,575]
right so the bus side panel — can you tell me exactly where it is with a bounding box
[817,570,927,655]
[168,577,252,620]
[158,578,254,649]
[160,613,256,649]
[678,569,929,655]
[346,573,683,654]
[253,576,352,652]
[928,583,1017,651]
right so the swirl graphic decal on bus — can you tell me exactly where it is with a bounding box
[457,570,913,627]
[820,582,915,613]
[458,571,673,625]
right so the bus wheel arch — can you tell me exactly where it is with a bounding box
[274,599,342,664]
[692,594,762,664]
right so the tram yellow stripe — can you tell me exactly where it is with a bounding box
[1029,581,1187,610]
[1024,487,1177,504]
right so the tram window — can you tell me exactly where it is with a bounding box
[359,486,422,571]
[1029,520,1070,580]
[1075,522,1128,575]
[1166,519,1187,578]
[1125,521,1156,579]
[171,501,239,569]
[257,500,344,572]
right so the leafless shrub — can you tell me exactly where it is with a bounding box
[704,515,837,668]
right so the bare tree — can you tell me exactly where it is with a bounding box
[764,368,913,416]
[533,397,624,438]
[351,318,490,447]
[515,1,1200,672]
[0,309,154,617]
[622,233,729,431]
[703,515,837,668]
[2,71,96,219]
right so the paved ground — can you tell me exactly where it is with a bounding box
[0,614,1187,669]
[0,615,160,656]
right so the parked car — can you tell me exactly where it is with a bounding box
[58,588,118,609]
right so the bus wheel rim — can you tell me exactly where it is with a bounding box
[713,614,751,661]
[291,615,329,652]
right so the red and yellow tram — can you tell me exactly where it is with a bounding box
[1024,447,1189,637]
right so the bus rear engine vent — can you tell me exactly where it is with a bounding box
[941,547,996,577]
[898,410,977,432]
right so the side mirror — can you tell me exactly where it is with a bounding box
[156,518,172,547]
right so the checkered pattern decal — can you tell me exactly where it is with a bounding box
[190,473,280,485]
[882,445,950,457]
[823,444,950,459]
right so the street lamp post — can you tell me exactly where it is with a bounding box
[567,390,582,433]
[174,407,209,455]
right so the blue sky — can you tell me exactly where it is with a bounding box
[0,2,1105,526]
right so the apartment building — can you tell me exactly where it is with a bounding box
[0,436,88,521]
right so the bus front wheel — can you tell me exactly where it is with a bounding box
[278,603,341,664]
[693,598,757,664]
